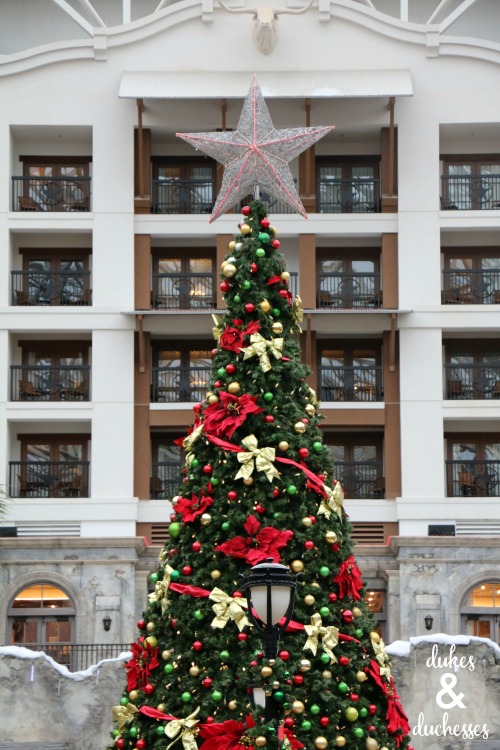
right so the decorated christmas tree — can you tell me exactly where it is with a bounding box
[110,80,412,750]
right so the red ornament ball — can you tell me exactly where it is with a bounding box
[250,263,258,273]
[284,718,294,729]
[228,490,238,500]
[293,675,304,685]
[368,726,376,732]
[319,717,329,728]
[193,402,203,413]
[116,740,125,749]
[136,741,146,750]
[137,619,146,630]
[169,548,179,558]
[192,541,202,552]
[264,415,274,423]
[214,380,222,388]
[350,693,359,701]
[242,206,251,216]
[233,591,243,598]
[331,543,340,552]
[302,418,309,425]
[237,632,248,641]
[250,660,258,668]
[211,349,218,358]
[203,464,213,475]
[220,281,229,293]
[143,684,155,696]
[245,303,255,313]
[226,363,236,374]
[170,619,177,629]
[271,239,280,248]
[298,448,309,458]
[339,656,350,666]
[255,504,266,514]
[169,513,176,522]
[205,717,215,725]
[304,540,315,550]
[309,515,317,524]
[182,566,192,576]
[193,641,203,651]
[272,488,280,498]
[328,593,338,602]
[342,610,354,623]
[368,705,377,715]
[260,218,271,228]
[279,650,290,661]
[202,677,213,688]
[279,289,289,298]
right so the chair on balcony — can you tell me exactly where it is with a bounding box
[373,476,385,499]
[458,471,476,496]
[58,474,82,497]
[19,380,42,400]
[61,380,88,401]
[18,196,42,211]
[150,477,164,499]
[447,380,463,399]
[317,290,333,307]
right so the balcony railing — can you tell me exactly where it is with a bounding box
[151,462,182,499]
[152,366,212,403]
[12,270,92,306]
[152,179,214,214]
[10,365,90,402]
[152,272,216,309]
[446,459,500,497]
[318,366,383,402]
[12,176,91,212]
[442,269,500,305]
[317,178,381,213]
[317,272,382,308]
[9,643,130,671]
[441,175,500,210]
[445,363,500,400]
[9,460,90,498]
[333,461,385,499]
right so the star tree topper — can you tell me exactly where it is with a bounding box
[176,76,334,222]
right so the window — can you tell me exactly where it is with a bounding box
[152,251,215,309]
[151,343,212,402]
[10,434,90,498]
[151,435,182,499]
[442,156,500,210]
[325,434,384,499]
[444,339,500,399]
[317,251,381,308]
[446,436,500,497]
[318,341,382,402]
[17,156,91,212]
[152,157,215,214]
[14,248,91,306]
[316,157,380,213]
[442,249,500,304]
[12,340,90,401]
[364,589,386,639]
[461,581,500,643]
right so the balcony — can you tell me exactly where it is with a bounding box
[318,366,383,402]
[442,269,500,305]
[12,176,91,212]
[150,462,182,499]
[334,462,385,499]
[10,366,90,402]
[445,364,500,400]
[151,272,215,309]
[441,175,500,211]
[152,179,214,214]
[446,459,500,497]
[317,272,382,308]
[151,366,211,403]
[12,270,92,306]
[9,460,90,498]
[317,178,381,213]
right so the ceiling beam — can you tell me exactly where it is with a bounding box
[50,0,95,34]
[427,0,453,25]
[439,0,480,33]
[77,0,106,26]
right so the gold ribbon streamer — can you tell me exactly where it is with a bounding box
[371,634,391,680]
[148,564,174,614]
[241,332,283,373]
[303,613,339,664]
[209,587,250,631]
[235,434,280,483]
[165,707,200,750]
[182,424,203,451]
[317,482,344,520]
[291,295,304,331]
[112,703,138,730]
[212,314,222,342]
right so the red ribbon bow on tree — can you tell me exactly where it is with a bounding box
[215,513,293,565]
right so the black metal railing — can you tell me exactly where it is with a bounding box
[236,193,296,214]
[318,366,383,402]
[10,365,91,401]
[446,459,500,497]
[317,272,382,308]
[11,270,92,306]
[334,461,385,499]
[9,460,90,498]
[12,176,91,212]
[152,272,215,309]
[151,462,183,499]
[444,363,500,400]
[442,269,500,305]
[152,179,214,214]
[441,175,500,211]
[152,366,212,403]
[12,643,130,671]
[317,178,381,213]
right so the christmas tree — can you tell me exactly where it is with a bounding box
[110,81,412,750]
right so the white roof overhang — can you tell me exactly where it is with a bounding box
[119,69,413,99]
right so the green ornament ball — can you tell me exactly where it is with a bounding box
[156,726,165,737]
[263,392,274,402]
[319,606,330,618]
[170,569,180,581]
[220,650,230,661]
[194,610,204,621]
[212,691,223,702]
[310,704,321,715]
[301,721,312,732]
[120,697,129,706]
[181,692,192,703]
[211,477,219,486]
[273,691,285,702]
[242,280,251,290]
[112,730,120,738]
[190,458,199,467]
[128,727,138,738]
[272,512,281,519]
[149,573,158,583]
[267,726,277,734]
[234,295,241,303]
[353,727,364,738]
[287,485,297,495]
[221,521,230,531]
[338,682,348,694]
[272,308,281,317]
[258,232,270,243]
[256,248,266,258]
[217,367,226,377]
[312,441,322,453]
[168,522,181,539]
[320,652,331,664]
[319,566,330,578]
[164,663,174,674]
[359,707,368,718]
[355,628,364,638]
[345,707,359,722]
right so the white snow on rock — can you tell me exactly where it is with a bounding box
[0,645,132,680]
[386,633,500,658]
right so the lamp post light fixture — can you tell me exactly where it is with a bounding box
[103,615,112,632]
[424,614,433,631]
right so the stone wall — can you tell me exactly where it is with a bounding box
[1,637,499,750]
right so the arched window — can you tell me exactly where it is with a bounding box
[461,581,500,642]
[8,583,75,663]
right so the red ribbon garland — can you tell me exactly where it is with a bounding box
[367,660,411,746]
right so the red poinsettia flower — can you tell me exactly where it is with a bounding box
[203,392,264,439]
[282,728,305,750]
[199,715,255,750]
[125,641,159,691]
[174,492,213,523]
[219,319,261,352]
[215,514,293,565]
[332,555,364,600]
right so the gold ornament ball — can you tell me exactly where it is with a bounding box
[228,381,241,394]
[314,738,328,750]
[311,581,320,588]
[255,738,267,748]
[162,650,172,661]
[325,531,338,544]
[278,440,290,452]
[305,403,316,416]
[223,263,237,278]
[240,223,251,235]
[210,569,221,579]
[290,560,304,573]
[200,513,212,526]
[260,299,271,313]
[189,665,200,677]
[228,241,236,251]
[157,704,166,713]
[304,594,316,606]
[380,747,389,750]
[294,421,306,434]
[353,607,362,617]
[261,665,273,678]
[271,226,278,237]
[322,670,332,679]
[243,477,254,486]
[207,394,219,405]
[302,516,312,528]
[271,321,283,334]
[228,700,238,711]
[370,631,381,643]
[366,740,379,750]
[206,391,214,399]
[145,635,157,648]
[280,271,290,282]
[128,690,139,701]
[300,659,312,672]
[292,701,305,714]
[146,621,155,632]
[335,738,346,748]
[356,670,368,682]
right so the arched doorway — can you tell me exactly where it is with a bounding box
[461,580,500,642]
[8,582,75,665]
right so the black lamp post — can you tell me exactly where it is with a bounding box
[241,557,301,722]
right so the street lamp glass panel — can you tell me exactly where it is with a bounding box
[251,584,291,626]
[252,686,266,708]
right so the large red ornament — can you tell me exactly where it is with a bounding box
[202,677,213,688]
[228,491,238,500]
[350,693,359,701]
[284,718,294,729]
[260,218,270,228]
[255,504,266,514]
[220,281,229,293]
[192,542,202,552]
[237,632,248,641]
[226,363,236,374]
[143,683,155,696]
[137,619,146,630]
[271,239,280,248]
[298,448,309,458]
[136,741,146,750]
[242,206,251,215]
[328,593,338,602]
[193,641,203,651]
[272,488,280,498]
[244,303,255,313]
[368,704,377,715]
[265,415,274,423]
[250,263,258,273]
[279,650,290,661]
[116,740,125,749]
[339,656,350,666]
[293,675,303,685]
[203,465,213,475]
[319,717,329,727]
[193,402,203,413]
[182,566,193,576]
[304,541,314,550]
[342,609,354,623]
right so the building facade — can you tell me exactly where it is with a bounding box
[1,0,500,661]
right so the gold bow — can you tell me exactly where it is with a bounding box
[165,707,200,750]
[112,703,138,730]
[182,424,203,451]
[185,451,195,470]
[148,564,174,614]
[308,386,318,405]
[317,482,344,520]
[212,314,223,342]
[235,434,280,483]
[371,634,391,680]
[303,613,339,664]
[209,587,250,631]
[241,332,283,373]
[291,295,304,331]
